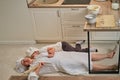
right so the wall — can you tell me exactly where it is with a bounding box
[0,0,35,44]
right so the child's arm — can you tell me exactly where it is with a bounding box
[34,62,44,75]
[28,62,44,80]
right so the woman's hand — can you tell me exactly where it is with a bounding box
[47,47,55,58]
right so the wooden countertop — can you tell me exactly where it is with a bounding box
[84,0,120,31]
[28,0,120,31]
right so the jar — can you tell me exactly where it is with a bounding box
[112,0,119,10]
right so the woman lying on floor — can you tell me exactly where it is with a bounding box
[15,48,117,80]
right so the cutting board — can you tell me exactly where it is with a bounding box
[96,15,116,27]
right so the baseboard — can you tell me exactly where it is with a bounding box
[0,40,118,44]
[0,40,36,44]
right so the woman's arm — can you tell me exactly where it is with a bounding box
[28,72,39,80]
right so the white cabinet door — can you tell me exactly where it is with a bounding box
[91,32,119,40]
[60,8,88,40]
[31,8,62,40]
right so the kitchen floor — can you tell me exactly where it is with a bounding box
[0,42,120,80]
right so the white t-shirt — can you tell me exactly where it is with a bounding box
[39,42,63,53]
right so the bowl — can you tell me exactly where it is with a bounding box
[85,14,97,24]
[87,5,101,15]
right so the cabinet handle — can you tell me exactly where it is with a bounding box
[71,8,79,11]
[57,10,60,17]
[72,25,80,27]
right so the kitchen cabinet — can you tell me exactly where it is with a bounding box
[30,8,62,41]
[30,8,119,42]
[60,8,88,41]
[30,8,88,41]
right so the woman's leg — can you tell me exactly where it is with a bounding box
[92,63,117,71]
[91,51,115,61]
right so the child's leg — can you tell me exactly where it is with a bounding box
[75,44,89,52]
[62,41,75,51]
[75,44,98,52]
[61,41,86,52]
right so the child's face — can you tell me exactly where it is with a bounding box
[21,57,32,66]
[31,51,40,58]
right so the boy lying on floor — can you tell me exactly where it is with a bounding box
[26,41,98,58]
[25,41,98,59]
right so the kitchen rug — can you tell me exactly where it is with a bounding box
[9,75,120,80]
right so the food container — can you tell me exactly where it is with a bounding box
[87,5,101,15]
[85,14,97,24]
[111,0,119,10]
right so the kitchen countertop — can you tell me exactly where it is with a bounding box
[84,0,120,31]
[28,0,120,30]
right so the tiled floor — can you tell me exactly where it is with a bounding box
[0,42,119,80]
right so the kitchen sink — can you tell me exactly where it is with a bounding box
[62,0,91,5]
[38,0,59,4]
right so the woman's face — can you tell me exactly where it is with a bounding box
[21,57,32,67]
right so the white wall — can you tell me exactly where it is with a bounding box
[0,0,35,44]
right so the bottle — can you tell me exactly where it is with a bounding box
[112,0,119,10]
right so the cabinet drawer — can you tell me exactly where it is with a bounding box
[91,32,119,40]
[60,8,87,23]
[62,24,87,40]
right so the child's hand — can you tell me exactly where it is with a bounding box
[47,47,55,58]
[35,62,44,75]
[37,62,44,68]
